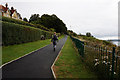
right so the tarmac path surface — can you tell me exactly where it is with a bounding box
[2,35,67,79]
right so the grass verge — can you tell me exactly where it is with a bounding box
[2,35,64,65]
[53,36,98,78]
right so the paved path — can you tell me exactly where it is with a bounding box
[2,35,67,79]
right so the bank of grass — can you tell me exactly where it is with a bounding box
[77,35,116,48]
[53,36,98,78]
[2,35,64,65]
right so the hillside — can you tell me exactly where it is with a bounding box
[75,35,118,50]
[2,16,51,31]
[2,17,57,46]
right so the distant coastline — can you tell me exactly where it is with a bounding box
[95,36,119,46]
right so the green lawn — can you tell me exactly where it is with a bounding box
[2,35,64,65]
[53,36,98,78]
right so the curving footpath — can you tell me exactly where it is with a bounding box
[2,35,67,80]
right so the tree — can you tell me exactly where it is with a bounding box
[86,32,92,37]
[29,14,40,23]
[73,32,77,36]
[23,18,28,22]
[29,14,67,33]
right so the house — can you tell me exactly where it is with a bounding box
[10,7,22,20]
[0,3,11,17]
[0,3,22,20]
[17,13,22,20]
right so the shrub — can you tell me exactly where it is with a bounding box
[2,21,53,46]
[2,16,50,31]
[86,32,92,37]
[103,40,112,45]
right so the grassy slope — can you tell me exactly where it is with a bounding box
[53,36,98,78]
[77,35,116,48]
[2,35,64,64]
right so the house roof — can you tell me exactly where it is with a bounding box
[10,9,15,14]
[0,4,22,19]
[0,5,8,12]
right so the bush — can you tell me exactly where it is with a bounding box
[2,16,50,31]
[103,40,112,45]
[2,21,53,46]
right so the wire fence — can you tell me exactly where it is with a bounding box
[70,36,120,80]
[70,36,84,57]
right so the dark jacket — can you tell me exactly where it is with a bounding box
[51,34,58,45]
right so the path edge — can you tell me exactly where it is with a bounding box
[51,37,67,79]
[0,44,50,68]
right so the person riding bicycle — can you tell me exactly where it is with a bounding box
[51,32,58,51]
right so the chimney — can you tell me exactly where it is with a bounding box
[11,7,14,10]
[5,3,8,8]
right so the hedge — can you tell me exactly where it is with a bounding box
[2,21,53,46]
[2,16,50,31]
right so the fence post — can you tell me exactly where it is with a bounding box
[117,51,120,78]
[103,47,104,61]
[101,47,103,62]
[111,47,115,80]
[99,47,100,60]
[108,51,111,79]
[115,52,118,75]
[82,42,84,57]
[105,47,107,77]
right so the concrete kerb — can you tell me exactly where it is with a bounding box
[51,38,67,79]
[0,44,50,68]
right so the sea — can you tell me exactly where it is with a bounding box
[95,36,120,46]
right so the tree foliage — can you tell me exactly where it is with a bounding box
[67,30,78,36]
[2,16,50,31]
[86,32,92,37]
[29,14,67,33]
[2,21,53,46]
[29,14,40,23]
[23,17,28,22]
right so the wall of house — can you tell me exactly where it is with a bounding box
[3,10,11,18]
[3,13,10,17]
[12,11,18,19]
[0,10,2,16]
[0,10,3,16]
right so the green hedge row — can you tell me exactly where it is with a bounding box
[2,21,53,46]
[2,16,50,31]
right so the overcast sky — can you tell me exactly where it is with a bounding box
[1,0,119,37]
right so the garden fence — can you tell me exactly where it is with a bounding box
[70,36,120,80]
